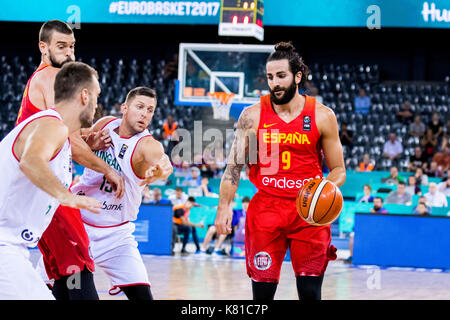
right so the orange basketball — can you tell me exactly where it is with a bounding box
[296,179,343,226]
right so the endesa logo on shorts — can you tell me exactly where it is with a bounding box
[254,252,272,271]
[261,176,313,189]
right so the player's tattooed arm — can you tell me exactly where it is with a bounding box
[216,106,258,235]
[222,107,255,185]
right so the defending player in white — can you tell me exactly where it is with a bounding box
[71,86,173,300]
[0,62,102,300]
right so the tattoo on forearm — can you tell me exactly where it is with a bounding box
[223,164,244,186]
[222,108,256,186]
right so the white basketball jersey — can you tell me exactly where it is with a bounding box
[0,109,72,248]
[72,118,151,227]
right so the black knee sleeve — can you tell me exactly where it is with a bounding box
[52,267,99,300]
[121,285,154,300]
[296,275,324,300]
[251,280,278,300]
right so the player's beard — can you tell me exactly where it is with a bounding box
[48,49,74,68]
[79,99,96,128]
[270,78,298,105]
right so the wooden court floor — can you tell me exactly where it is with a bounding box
[92,254,450,300]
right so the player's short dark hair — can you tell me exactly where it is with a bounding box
[187,196,196,203]
[125,86,157,105]
[266,41,309,88]
[242,196,251,203]
[398,181,406,186]
[39,20,73,44]
[54,62,98,103]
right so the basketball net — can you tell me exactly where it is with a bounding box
[207,92,235,121]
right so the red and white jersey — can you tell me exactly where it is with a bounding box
[249,94,323,199]
[15,62,50,126]
[71,118,151,227]
[0,109,72,248]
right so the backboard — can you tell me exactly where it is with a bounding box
[175,43,274,108]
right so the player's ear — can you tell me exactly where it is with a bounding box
[295,71,302,86]
[80,88,89,106]
[38,41,48,56]
[121,103,128,114]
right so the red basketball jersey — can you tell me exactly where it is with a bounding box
[15,63,50,126]
[249,94,323,198]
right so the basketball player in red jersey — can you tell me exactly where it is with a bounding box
[16,20,125,300]
[215,42,346,300]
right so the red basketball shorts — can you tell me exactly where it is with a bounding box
[245,191,337,283]
[38,205,95,281]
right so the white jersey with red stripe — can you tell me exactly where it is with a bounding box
[72,118,150,227]
[0,109,72,249]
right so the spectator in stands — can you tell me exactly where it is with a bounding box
[192,152,204,169]
[162,115,178,155]
[424,182,448,208]
[171,154,183,169]
[164,53,178,80]
[396,101,414,124]
[437,176,450,197]
[409,115,426,138]
[357,153,375,172]
[141,185,153,204]
[109,102,121,117]
[358,185,374,203]
[202,158,224,179]
[354,88,371,115]
[445,119,450,138]
[381,166,405,185]
[408,146,428,172]
[182,166,202,187]
[174,161,191,181]
[412,196,432,215]
[428,112,444,143]
[199,197,250,257]
[383,132,403,164]
[309,86,323,104]
[149,187,171,205]
[426,161,444,178]
[370,197,389,213]
[339,122,354,151]
[432,145,450,173]
[385,181,412,205]
[421,128,439,162]
[169,186,188,206]
[414,167,429,186]
[172,197,205,254]
[200,176,218,197]
[406,175,421,195]
[443,169,450,181]
[413,202,431,216]
[442,119,450,151]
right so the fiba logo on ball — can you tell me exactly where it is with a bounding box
[302,181,316,208]
[254,251,272,271]
[21,229,34,242]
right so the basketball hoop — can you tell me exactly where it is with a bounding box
[207,92,235,121]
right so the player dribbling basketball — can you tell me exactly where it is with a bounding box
[215,42,346,300]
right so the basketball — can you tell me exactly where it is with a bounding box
[296,179,343,226]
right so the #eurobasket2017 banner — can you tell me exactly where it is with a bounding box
[1,0,450,28]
